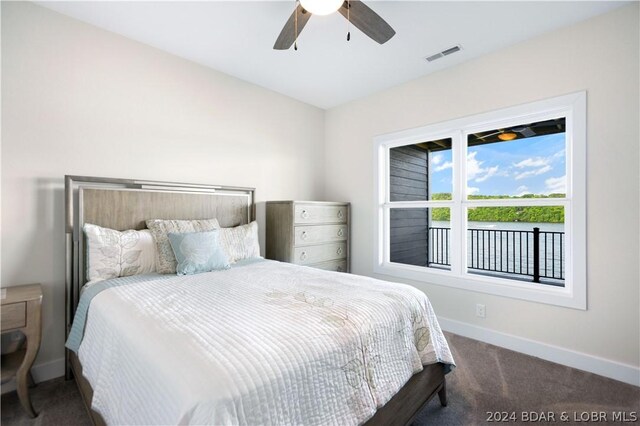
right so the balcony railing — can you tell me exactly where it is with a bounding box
[428,227,565,283]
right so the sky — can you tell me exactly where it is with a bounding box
[430,133,566,197]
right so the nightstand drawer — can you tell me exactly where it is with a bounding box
[1,302,26,331]
[294,224,348,246]
[294,204,347,224]
[294,242,347,265]
[311,259,348,273]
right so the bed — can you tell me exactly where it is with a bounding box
[64,176,454,426]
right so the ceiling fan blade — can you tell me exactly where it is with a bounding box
[513,127,536,137]
[273,4,312,50]
[339,0,395,44]
[477,130,503,139]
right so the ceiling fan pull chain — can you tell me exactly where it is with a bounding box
[346,0,351,41]
[294,1,299,50]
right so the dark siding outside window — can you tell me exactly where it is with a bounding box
[389,145,428,266]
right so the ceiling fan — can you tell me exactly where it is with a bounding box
[478,122,550,141]
[273,0,396,50]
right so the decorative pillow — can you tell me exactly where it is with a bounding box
[168,231,230,275]
[145,219,220,274]
[218,221,261,263]
[84,224,157,282]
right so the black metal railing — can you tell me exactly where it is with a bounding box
[427,227,565,282]
[428,227,451,267]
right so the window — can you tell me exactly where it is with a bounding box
[374,92,586,309]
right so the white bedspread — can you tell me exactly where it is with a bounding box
[78,260,454,425]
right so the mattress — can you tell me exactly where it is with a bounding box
[68,259,454,425]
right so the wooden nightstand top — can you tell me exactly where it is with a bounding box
[1,284,42,306]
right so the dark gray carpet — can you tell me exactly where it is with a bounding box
[1,375,90,426]
[415,333,639,424]
[2,332,638,425]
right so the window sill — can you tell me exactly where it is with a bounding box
[373,262,586,310]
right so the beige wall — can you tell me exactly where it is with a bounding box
[324,4,639,367]
[1,2,325,372]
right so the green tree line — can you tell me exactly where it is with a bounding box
[431,193,565,223]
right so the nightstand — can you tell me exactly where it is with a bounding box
[1,284,42,418]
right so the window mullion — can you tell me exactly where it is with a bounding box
[450,130,464,276]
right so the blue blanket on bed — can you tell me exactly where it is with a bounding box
[65,274,169,353]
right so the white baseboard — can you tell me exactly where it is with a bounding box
[1,357,65,394]
[438,317,640,387]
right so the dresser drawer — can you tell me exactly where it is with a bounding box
[311,259,348,273]
[293,242,347,265]
[294,224,348,246]
[1,302,26,331]
[294,204,347,224]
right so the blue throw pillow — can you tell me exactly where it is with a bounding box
[167,230,230,275]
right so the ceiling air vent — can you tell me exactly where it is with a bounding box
[425,45,462,62]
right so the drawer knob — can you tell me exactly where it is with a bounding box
[300,252,308,261]
[301,231,308,240]
[337,247,343,255]
[337,210,344,219]
[337,229,344,237]
[301,210,310,219]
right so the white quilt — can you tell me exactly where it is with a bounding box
[78,260,454,425]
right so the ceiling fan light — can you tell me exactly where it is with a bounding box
[300,0,344,16]
[498,132,517,141]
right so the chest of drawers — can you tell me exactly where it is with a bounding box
[265,201,350,272]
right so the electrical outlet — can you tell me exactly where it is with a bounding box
[476,303,486,318]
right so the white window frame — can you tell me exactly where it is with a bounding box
[373,92,586,309]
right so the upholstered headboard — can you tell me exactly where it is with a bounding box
[64,175,254,375]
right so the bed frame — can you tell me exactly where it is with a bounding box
[64,175,447,426]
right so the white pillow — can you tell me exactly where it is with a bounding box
[218,221,261,263]
[84,223,157,282]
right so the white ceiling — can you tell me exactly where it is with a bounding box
[37,1,626,109]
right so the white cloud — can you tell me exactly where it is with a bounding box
[467,151,499,183]
[466,152,482,180]
[515,165,552,180]
[515,185,529,197]
[476,165,498,182]
[545,176,566,194]
[513,150,565,181]
[467,186,480,195]
[434,161,453,172]
[552,149,565,159]
[514,157,549,168]
[431,154,443,165]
